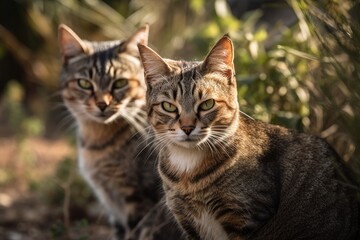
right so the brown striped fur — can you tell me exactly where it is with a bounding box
[59,24,181,240]
[138,35,359,239]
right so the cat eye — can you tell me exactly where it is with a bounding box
[199,99,215,111]
[162,101,177,113]
[77,79,93,90]
[112,78,128,89]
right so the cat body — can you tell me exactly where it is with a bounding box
[138,35,359,239]
[58,25,181,240]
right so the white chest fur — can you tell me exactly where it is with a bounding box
[78,149,90,181]
[194,210,229,240]
[168,146,204,173]
[77,148,127,224]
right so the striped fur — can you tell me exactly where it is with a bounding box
[59,25,182,240]
[138,35,359,239]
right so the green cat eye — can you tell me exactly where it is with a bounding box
[162,101,177,112]
[77,79,93,90]
[199,99,215,111]
[112,78,128,89]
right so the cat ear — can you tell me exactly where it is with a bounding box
[138,44,171,86]
[58,24,88,62]
[202,34,235,80]
[120,24,149,56]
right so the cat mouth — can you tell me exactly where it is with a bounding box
[97,113,110,118]
[178,136,203,143]
[181,138,197,142]
[95,112,117,121]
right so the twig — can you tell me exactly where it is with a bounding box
[62,165,75,240]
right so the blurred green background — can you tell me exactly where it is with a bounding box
[0,0,359,239]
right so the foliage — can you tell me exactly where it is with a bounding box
[297,0,360,166]
[32,157,93,207]
[0,81,45,187]
[2,80,44,137]
[186,0,315,130]
[31,157,94,239]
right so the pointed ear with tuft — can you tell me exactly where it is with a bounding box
[201,34,235,82]
[58,24,88,62]
[120,24,149,56]
[137,44,171,86]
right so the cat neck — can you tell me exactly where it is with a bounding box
[78,118,131,144]
[167,144,205,173]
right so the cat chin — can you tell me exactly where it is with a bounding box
[77,113,117,125]
[91,111,121,124]
[172,140,199,149]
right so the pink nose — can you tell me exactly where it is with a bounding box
[181,126,195,136]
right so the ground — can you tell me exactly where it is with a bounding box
[0,136,113,240]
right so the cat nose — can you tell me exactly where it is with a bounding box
[181,126,195,136]
[97,101,108,112]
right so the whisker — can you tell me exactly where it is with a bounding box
[239,110,254,120]
[140,132,173,162]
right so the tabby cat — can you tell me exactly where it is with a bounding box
[138,35,359,239]
[58,24,181,240]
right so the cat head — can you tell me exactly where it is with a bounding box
[59,24,149,124]
[138,35,239,149]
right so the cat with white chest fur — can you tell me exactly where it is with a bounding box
[138,35,359,240]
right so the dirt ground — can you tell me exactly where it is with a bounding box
[0,136,113,240]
